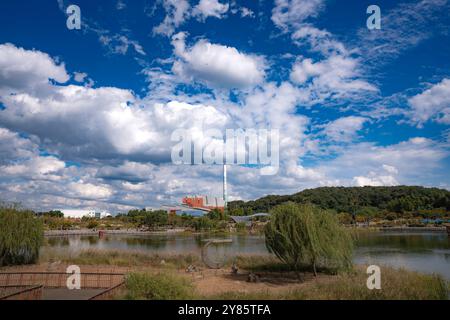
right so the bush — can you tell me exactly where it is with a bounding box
[0,207,44,266]
[124,272,193,300]
[193,216,215,231]
[265,202,353,275]
[86,219,99,229]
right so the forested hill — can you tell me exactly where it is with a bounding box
[228,186,450,214]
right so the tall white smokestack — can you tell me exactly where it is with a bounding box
[223,164,227,211]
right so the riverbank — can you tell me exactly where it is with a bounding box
[3,249,447,300]
[44,228,187,237]
[43,225,449,237]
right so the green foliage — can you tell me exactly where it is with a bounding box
[143,210,168,228]
[207,208,227,221]
[229,186,450,216]
[39,210,64,218]
[264,203,353,275]
[229,207,245,216]
[124,272,194,300]
[337,212,353,224]
[0,207,44,266]
[235,222,247,231]
[125,209,169,228]
[192,216,215,231]
[86,219,99,229]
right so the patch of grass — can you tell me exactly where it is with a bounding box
[291,266,449,300]
[40,249,201,268]
[207,266,449,300]
[124,272,194,300]
[231,254,337,274]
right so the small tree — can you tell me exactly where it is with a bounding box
[265,202,353,276]
[0,207,44,266]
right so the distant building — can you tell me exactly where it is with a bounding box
[182,195,225,212]
[60,209,112,219]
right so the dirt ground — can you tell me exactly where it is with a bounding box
[1,262,330,298]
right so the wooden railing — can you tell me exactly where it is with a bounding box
[0,272,124,289]
[0,285,43,300]
[88,281,126,300]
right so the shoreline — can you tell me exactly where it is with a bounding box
[44,226,448,237]
[44,228,187,237]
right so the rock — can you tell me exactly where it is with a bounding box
[231,263,238,275]
[247,272,260,283]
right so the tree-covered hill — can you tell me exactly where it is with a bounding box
[228,186,450,214]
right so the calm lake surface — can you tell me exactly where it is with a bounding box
[42,231,450,280]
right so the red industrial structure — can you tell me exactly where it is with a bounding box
[182,196,225,212]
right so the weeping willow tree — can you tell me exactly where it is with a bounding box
[0,206,43,266]
[265,202,353,276]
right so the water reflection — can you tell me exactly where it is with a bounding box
[42,231,450,280]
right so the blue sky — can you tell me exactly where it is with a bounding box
[0,0,449,212]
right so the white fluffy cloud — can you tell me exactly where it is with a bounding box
[272,0,324,31]
[0,42,448,212]
[0,43,69,95]
[319,137,448,186]
[0,86,229,162]
[322,116,368,142]
[408,78,450,126]
[153,0,191,36]
[171,32,266,88]
[193,0,229,21]
[352,173,399,187]
[290,55,376,98]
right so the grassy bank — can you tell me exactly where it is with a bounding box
[40,249,201,269]
[210,266,448,300]
[38,249,448,300]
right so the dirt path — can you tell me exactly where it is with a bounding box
[1,263,331,298]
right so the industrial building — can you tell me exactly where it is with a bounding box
[182,195,225,212]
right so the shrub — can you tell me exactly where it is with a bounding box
[86,219,99,229]
[193,216,215,231]
[124,272,194,300]
[265,202,353,275]
[0,207,44,266]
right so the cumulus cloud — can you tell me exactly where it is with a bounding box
[0,128,37,164]
[0,43,69,95]
[272,0,324,32]
[322,116,368,142]
[292,26,347,56]
[290,55,376,101]
[153,0,191,36]
[193,0,229,21]
[319,137,448,186]
[352,173,399,187]
[171,32,266,89]
[408,78,450,126]
[0,43,448,212]
[0,156,66,180]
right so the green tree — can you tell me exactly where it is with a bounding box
[193,216,215,231]
[143,210,168,228]
[207,208,224,220]
[265,202,353,276]
[0,207,44,266]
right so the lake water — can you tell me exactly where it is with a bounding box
[42,231,450,281]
